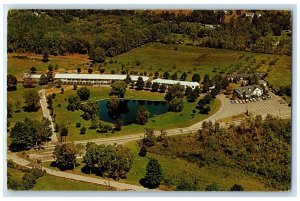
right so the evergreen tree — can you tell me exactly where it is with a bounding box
[144,158,163,188]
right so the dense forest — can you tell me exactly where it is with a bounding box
[147,115,291,190]
[7,10,291,59]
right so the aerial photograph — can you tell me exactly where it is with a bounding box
[6,9,292,192]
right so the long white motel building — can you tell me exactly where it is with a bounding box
[24,73,200,88]
[151,78,200,89]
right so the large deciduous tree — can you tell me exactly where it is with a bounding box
[77,87,91,101]
[111,81,127,98]
[23,89,40,111]
[53,142,77,170]
[80,100,98,120]
[67,95,81,111]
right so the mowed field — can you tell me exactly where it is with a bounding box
[7,43,291,87]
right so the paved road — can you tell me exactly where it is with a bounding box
[39,89,58,142]
[7,153,158,192]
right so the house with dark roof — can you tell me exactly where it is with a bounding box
[234,85,263,99]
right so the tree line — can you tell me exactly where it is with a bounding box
[8,10,291,60]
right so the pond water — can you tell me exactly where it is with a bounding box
[98,99,169,125]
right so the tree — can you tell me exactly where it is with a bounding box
[89,47,106,63]
[67,95,81,111]
[124,75,132,84]
[164,84,185,102]
[145,81,152,89]
[159,84,167,93]
[180,72,187,81]
[80,127,87,134]
[53,142,77,170]
[42,50,49,62]
[73,84,77,90]
[135,77,145,90]
[61,88,64,94]
[77,87,91,101]
[163,71,170,79]
[7,74,17,91]
[39,74,48,85]
[111,81,127,98]
[187,90,198,102]
[151,82,160,92]
[192,73,201,82]
[142,129,156,147]
[230,184,244,191]
[23,74,36,88]
[60,124,68,142]
[80,100,98,120]
[169,98,184,112]
[136,107,149,125]
[107,95,120,112]
[77,67,81,74]
[143,158,163,188]
[154,71,159,78]
[88,68,93,74]
[10,119,34,151]
[30,66,37,74]
[171,73,178,80]
[23,89,40,111]
[83,143,133,179]
[139,145,147,157]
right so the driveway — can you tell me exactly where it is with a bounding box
[39,89,58,142]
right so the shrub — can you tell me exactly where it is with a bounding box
[139,145,147,157]
[80,127,87,134]
[76,122,81,128]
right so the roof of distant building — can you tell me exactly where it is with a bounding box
[152,78,200,87]
[235,85,263,95]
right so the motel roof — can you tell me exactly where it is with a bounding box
[152,78,200,87]
[54,73,149,82]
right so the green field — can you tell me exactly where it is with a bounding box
[51,86,220,141]
[7,43,291,88]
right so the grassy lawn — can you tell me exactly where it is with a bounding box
[7,85,44,146]
[51,86,220,141]
[33,175,114,191]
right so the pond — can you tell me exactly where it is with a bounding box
[98,99,169,125]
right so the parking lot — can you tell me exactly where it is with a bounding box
[216,92,291,120]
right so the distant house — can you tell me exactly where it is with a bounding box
[234,85,263,99]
